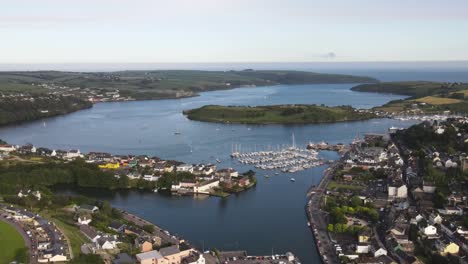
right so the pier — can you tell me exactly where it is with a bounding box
[306,141,349,153]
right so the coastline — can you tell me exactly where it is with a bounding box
[305,158,342,264]
[0,81,378,128]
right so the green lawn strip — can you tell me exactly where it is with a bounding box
[327,181,364,191]
[0,220,27,264]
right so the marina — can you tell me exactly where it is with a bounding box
[231,148,323,173]
[231,134,325,173]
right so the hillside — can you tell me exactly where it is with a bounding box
[184,105,375,124]
[351,81,468,113]
[0,95,92,126]
[0,70,378,100]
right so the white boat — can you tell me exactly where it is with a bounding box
[264,175,269,178]
[216,159,221,163]
[290,178,295,182]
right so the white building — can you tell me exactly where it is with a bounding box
[374,248,387,257]
[176,164,194,173]
[388,183,407,200]
[193,180,220,194]
[143,175,159,181]
[423,225,438,236]
[78,216,92,225]
[65,149,82,159]
[356,244,370,254]
[0,144,16,152]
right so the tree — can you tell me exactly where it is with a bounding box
[142,224,155,233]
[433,191,446,209]
[350,196,362,207]
[100,201,112,216]
[327,224,334,232]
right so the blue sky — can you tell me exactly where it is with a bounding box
[1,0,468,63]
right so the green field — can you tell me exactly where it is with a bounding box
[327,181,364,191]
[352,81,468,113]
[184,104,375,124]
[414,96,463,105]
[0,220,27,264]
[351,81,468,97]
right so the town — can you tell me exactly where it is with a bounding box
[308,117,468,263]
[1,201,302,264]
[0,142,256,198]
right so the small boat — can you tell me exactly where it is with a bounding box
[290,178,295,182]
[274,172,279,175]
[216,159,221,163]
[174,131,181,135]
[153,189,158,193]
[307,222,311,227]
[264,175,269,178]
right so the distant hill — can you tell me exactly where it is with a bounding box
[0,70,378,100]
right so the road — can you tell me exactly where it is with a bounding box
[119,209,180,245]
[0,215,37,264]
[306,162,340,264]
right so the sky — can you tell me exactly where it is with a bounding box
[1,0,468,63]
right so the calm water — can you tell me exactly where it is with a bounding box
[0,79,432,263]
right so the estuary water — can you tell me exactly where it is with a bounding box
[0,81,422,263]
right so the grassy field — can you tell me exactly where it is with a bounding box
[185,104,375,124]
[327,181,364,191]
[414,96,463,105]
[0,220,26,264]
[352,81,468,113]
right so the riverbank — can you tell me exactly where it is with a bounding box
[184,105,376,124]
[306,160,341,264]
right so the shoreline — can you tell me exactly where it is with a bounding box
[0,81,377,129]
[305,157,343,264]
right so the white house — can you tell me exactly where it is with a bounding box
[0,144,16,152]
[423,225,438,236]
[356,244,370,254]
[423,182,436,193]
[374,247,387,257]
[143,175,159,182]
[176,164,194,173]
[429,214,443,225]
[65,149,82,159]
[96,237,118,250]
[438,207,463,216]
[388,183,407,200]
[78,216,92,225]
[193,180,220,194]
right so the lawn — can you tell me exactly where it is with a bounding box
[414,96,463,105]
[0,220,26,264]
[327,181,364,191]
